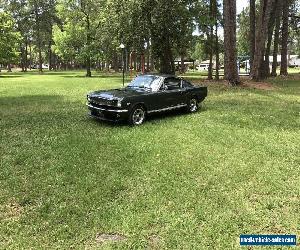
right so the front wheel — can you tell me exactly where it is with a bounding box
[128,105,146,125]
[187,97,199,113]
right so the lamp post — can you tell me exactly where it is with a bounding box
[120,43,125,87]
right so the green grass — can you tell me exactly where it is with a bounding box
[0,71,299,249]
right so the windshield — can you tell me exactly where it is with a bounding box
[127,75,162,91]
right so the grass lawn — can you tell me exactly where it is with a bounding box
[0,71,299,249]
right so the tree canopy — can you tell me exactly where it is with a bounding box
[0,0,299,81]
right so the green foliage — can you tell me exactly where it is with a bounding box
[0,11,21,64]
[237,7,250,57]
[1,0,298,75]
[289,1,300,55]
[52,24,85,63]
[54,0,106,74]
[191,39,207,61]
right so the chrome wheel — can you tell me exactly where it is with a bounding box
[189,98,198,112]
[131,108,145,125]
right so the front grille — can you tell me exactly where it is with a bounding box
[88,101,120,111]
[90,97,115,106]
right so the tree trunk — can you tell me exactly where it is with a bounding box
[223,0,239,85]
[29,42,32,70]
[34,1,43,73]
[7,64,12,72]
[280,0,290,76]
[24,39,28,72]
[263,1,277,77]
[113,52,119,72]
[48,42,52,71]
[133,52,137,71]
[146,50,150,72]
[208,48,213,80]
[159,36,174,74]
[85,14,92,77]
[271,1,282,76]
[251,0,275,81]
[213,0,219,80]
[215,25,219,80]
[86,56,92,77]
[208,0,214,80]
[150,46,154,71]
[20,45,25,72]
[106,59,110,72]
[249,0,256,72]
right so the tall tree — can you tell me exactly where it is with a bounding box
[56,0,104,77]
[140,0,196,74]
[0,12,21,71]
[223,0,239,85]
[271,0,282,76]
[207,0,214,80]
[263,0,278,77]
[213,0,220,80]
[147,0,175,74]
[32,0,43,72]
[250,0,275,81]
[249,0,256,72]
[280,1,290,76]
[4,0,32,72]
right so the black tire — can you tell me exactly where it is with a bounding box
[186,97,199,113]
[128,105,146,125]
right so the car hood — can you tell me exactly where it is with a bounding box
[89,88,148,100]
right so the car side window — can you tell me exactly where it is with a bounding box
[164,78,182,90]
[182,80,193,88]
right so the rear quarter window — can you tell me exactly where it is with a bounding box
[182,80,193,87]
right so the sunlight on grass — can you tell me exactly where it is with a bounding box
[0,71,299,249]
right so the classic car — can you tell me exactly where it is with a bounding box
[86,74,207,125]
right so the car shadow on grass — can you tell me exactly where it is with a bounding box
[0,94,72,127]
[146,106,208,123]
[88,105,209,127]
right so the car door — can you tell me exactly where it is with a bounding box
[163,77,186,107]
[143,77,171,111]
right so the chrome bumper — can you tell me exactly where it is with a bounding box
[86,103,128,113]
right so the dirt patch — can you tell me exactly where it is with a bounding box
[242,81,276,90]
[189,77,280,90]
[191,79,229,87]
[148,234,161,249]
[0,200,23,221]
[95,233,127,244]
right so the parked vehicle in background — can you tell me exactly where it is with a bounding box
[197,64,210,71]
[31,64,49,69]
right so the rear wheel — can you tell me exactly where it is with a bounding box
[128,105,146,125]
[187,97,198,112]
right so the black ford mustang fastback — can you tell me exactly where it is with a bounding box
[87,74,207,125]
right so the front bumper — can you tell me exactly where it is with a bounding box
[87,103,129,122]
